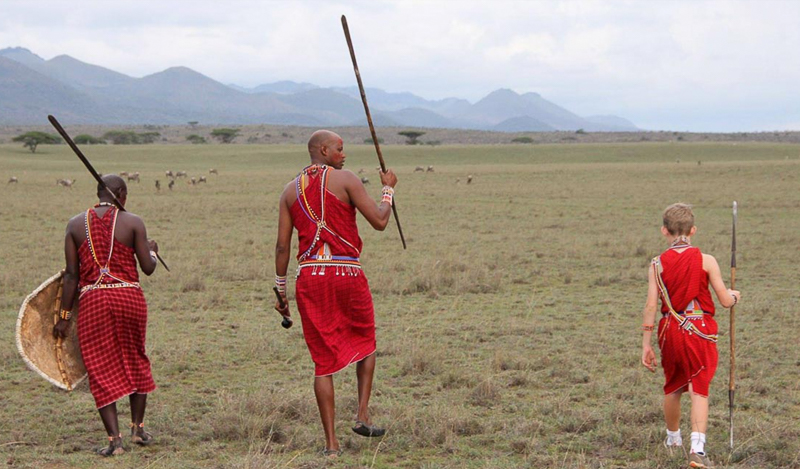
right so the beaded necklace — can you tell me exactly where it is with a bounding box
[94,202,116,208]
[670,236,691,250]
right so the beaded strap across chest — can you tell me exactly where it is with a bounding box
[295,165,362,277]
[80,205,140,298]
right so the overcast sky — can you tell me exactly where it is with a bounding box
[3,0,799,132]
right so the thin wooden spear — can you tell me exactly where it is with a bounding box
[48,115,170,271]
[341,15,407,249]
[729,200,737,450]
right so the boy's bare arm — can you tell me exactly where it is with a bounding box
[641,266,659,372]
[703,254,740,308]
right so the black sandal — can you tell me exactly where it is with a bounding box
[130,422,154,446]
[352,420,386,437]
[97,434,125,457]
[322,448,342,458]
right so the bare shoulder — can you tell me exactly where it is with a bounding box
[330,168,360,187]
[118,211,145,227]
[66,213,84,230]
[701,253,719,271]
[331,168,358,179]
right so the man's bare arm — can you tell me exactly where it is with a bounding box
[275,188,294,277]
[703,254,739,307]
[346,170,397,231]
[641,265,660,372]
[54,219,81,338]
[274,187,294,316]
[131,215,157,276]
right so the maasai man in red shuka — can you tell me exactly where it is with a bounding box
[274,130,398,458]
[54,175,160,457]
[640,203,741,469]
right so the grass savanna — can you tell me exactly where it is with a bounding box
[1,141,799,468]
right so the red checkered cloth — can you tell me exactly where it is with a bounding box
[296,273,376,376]
[290,167,376,376]
[77,208,155,409]
[657,247,718,397]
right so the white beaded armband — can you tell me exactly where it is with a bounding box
[275,275,287,294]
[381,186,394,205]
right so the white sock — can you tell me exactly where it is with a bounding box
[666,428,682,446]
[691,431,706,454]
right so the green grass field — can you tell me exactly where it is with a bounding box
[1,141,799,468]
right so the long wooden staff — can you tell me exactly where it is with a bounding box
[729,200,737,450]
[47,115,170,271]
[341,15,407,250]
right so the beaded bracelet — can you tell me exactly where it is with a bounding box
[381,186,394,205]
[730,292,738,307]
[275,275,287,294]
[642,324,655,332]
[60,309,73,321]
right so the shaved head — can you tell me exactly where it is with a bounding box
[308,130,341,157]
[97,174,127,201]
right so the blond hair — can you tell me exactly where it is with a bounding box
[662,203,695,236]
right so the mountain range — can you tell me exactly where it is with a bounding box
[0,47,637,131]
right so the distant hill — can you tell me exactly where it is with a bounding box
[0,47,638,130]
[0,56,114,125]
[493,116,556,132]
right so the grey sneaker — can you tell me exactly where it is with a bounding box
[689,452,714,468]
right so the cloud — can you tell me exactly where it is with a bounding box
[1,0,798,131]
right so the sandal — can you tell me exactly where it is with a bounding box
[352,420,386,438]
[322,448,342,458]
[97,434,125,457]
[130,423,154,446]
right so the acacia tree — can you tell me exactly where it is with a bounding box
[211,128,240,144]
[12,131,60,153]
[398,130,425,145]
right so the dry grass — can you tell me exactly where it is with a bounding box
[1,142,799,467]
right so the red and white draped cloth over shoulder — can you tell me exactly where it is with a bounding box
[77,206,155,408]
[654,245,718,397]
[290,165,376,377]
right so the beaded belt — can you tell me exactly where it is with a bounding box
[297,255,361,277]
[80,281,141,295]
[663,309,707,319]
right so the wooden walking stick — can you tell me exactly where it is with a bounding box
[729,201,737,450]
[341,15,407,249]
[48,115,170,271]
[273,286,292,329]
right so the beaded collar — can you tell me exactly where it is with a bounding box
[94,202,116,208]
[669,236,691,249]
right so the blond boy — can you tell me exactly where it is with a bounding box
[641,203,740,468]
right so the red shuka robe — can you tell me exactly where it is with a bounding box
[290,165,376,377]
[77,207,156,408]
[657,246,718,397]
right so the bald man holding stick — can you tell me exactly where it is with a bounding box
[274,130,397,458]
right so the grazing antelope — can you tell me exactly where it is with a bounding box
[176,171,188,178]
[127,172,140,183]
[57,179,76,188]
[358,168,365,175]
[361,177,370,185]
[426,166,434,172]
[414,166,424,172]
[7,177,18,184]
[168,179,175,191]
[155,180,161,191]
[166,170,174,178]
[455,178,461,184]
[198,176,207,183]
[119,171,129,177]
[209,168,218,175]
[467,175,473,184]
[190,177,197,185]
